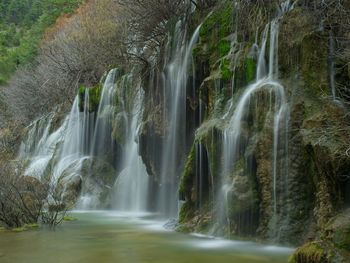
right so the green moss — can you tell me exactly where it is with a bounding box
[300,34,328,97]
[192,45,201,59]
[63,216,78,221]
[12,227,26,232]
[288,242,327,263]
[197,1,234,67]
[245,57,256,82]
[179,144,196,198]
[12,223,39,232]
[179,201,194,224]
[220,58,232,81]
[78,84,102,112]
[334,228,350,251]
[199,1,234,39]
[175,224,191,233]
[219,39,230,58]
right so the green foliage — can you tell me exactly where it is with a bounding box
[194,1,234,74]
[220,58,232,81]
[218,39,230,57]
[179,201,193,224]
[334,228,350,250]
[288,242,327,263]
[63,216,77,221]
[179,144,196,198]
[199,0,233,39]
[0,0,84,84]
[245,57,256,82]
[12,223,39,232]
[79,84,102,112]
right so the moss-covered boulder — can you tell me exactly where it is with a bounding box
[288,242,329,263]
[323,209,350,253]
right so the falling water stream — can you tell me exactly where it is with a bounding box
[157,23,201,217]
[214,0,294,238]
[113,81,149,212]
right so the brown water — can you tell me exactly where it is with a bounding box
[0,211,293,263]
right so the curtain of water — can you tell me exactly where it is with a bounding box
[157,23,201,218]
[214,0,294,238]
[112,77,149,212]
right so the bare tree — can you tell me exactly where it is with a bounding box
[0,162,70,229]
[0,163,45,228]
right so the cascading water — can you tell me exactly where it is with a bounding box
[157,23,201,217]
[214,0,294,238]
[90,69,118,157]
[51,94,90,187]
[112,75,149,212]
[76,69,119,209]
[20,67,151,211]
[19,113,64,179]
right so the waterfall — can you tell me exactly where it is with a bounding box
[90,69,118,157]
[112,78,149,212]
[214,0,293,238]
[19,113,64,179]
[157,23,201,217]
[19,69,114,206]
[51,95,89,186]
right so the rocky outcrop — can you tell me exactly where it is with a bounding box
[171,1,350,255]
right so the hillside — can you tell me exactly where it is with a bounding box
[0,0,83,84]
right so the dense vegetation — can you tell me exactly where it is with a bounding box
[0,0,83,85]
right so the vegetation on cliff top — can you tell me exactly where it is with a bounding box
[0,0,84,85]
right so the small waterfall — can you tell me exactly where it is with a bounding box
[113,86,149,212]
[19,67,152,211]
[214,0,293,238]
[157,23,201,217]
[91,69,118,157]
[19,113,64,179]
[76,69,119,209]
[21,69,118,208]
[51,95,88,186]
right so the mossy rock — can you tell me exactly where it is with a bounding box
[218,39,231,58]
[290,240,350,263]
[288,242,328,263]
[245,57,256,82]
[78,84,102,112]
[12,223,39,233]
[179,144,195,200]
[324,209,350,251]
[63,216,78,222]
[220,58,232,81]
[80,158,117,186]
[199,0,234,40]
[196,0,234,67]
[175,224,191,233]
[179,201,195,224]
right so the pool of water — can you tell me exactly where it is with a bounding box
[0,211,294,263]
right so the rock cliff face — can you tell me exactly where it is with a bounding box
[137,0,350,261]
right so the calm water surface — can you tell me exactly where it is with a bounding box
[0,211,293,263]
